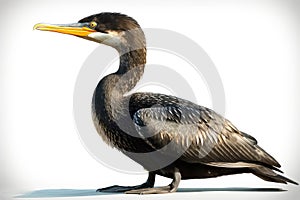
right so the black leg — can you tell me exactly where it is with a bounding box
[125,168,181,194]
[96,172,155,193]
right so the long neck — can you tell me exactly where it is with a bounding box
[96,28,147,100]
[115,48,146,94]
[92,47,148,151]
[92,30,156,152]
[93,47,146,120]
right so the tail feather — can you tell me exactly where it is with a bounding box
[251,166,298,185]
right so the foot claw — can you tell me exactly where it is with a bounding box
[96,183,153,193]
[97,185,130,193]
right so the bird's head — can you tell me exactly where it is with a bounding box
[34,12,146,52]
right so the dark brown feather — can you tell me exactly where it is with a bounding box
[129,92,280,169]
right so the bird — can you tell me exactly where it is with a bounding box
[34,12,298,194]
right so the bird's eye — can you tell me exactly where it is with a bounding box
[90,21,97,28]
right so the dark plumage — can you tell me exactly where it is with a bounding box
[34,12,298,194]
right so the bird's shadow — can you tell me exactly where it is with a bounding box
[15,187,285,198]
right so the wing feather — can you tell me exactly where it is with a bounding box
[129,93,280,168]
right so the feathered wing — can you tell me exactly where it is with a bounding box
[130,92,279,167]
[129,92,298,184]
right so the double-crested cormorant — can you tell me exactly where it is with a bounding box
[34,12,297,194]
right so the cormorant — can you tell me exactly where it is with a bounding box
[34,12,298,194]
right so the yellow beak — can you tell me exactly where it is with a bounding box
[33,23,96,37]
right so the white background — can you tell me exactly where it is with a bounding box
[1,0,299,199]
